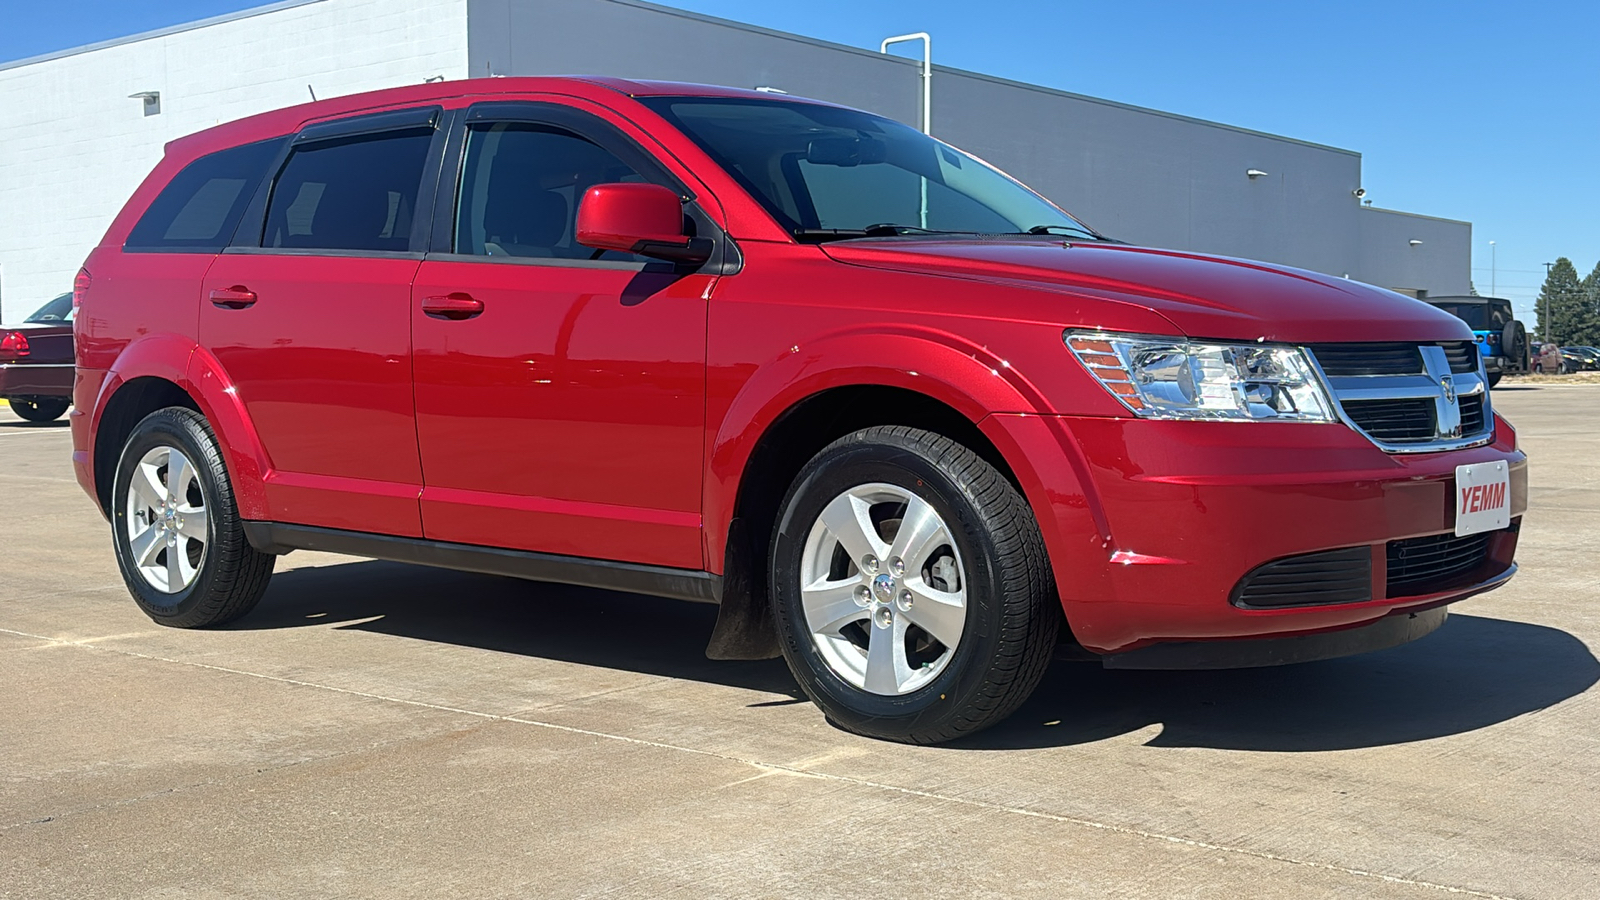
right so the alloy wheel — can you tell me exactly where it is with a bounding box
[798,482,967,695]
[124,445,209,593]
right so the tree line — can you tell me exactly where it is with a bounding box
[1535,258,1600,346]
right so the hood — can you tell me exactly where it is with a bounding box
[821,238,1472,344]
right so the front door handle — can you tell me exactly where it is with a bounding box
[422,292,485,320]
[209,286,257,309]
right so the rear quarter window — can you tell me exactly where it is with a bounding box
[124,137,287,252]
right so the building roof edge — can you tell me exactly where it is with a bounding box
[0,0,328,73]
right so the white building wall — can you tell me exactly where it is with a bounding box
[0,0,469,321]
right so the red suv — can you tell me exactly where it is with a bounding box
[72,78,1525,743]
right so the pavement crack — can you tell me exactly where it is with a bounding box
[0,625,1528,900]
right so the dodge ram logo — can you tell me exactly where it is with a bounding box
[1439,375,1456,404]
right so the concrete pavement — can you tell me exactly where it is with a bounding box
[2,385,1596,899]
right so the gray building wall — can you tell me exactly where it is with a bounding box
[467,0,1469,296]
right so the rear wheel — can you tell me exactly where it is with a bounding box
[110,407,274,627]
[8,397,69,422]
[769,426,1059,744]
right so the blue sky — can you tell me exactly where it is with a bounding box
[5,0,1597,320]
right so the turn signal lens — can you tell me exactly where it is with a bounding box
[0,330,30,361]
[1065,330,1335,422]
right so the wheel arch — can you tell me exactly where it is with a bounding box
[87,338,270,519]
[703,333,1070,660]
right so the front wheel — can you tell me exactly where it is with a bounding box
[769,426,1059,744]
[1487,372,1503,388]
[8,397,69,422]
[110,407,275,627]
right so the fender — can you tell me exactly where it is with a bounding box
[703,324,1096,572]
[84,333,199,506]
[184,345,273,520]
[87,334,274,521]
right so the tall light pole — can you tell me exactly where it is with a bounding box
[880,32,932,134]
[1543,261,1554,342]
[881,32,933,228]
[1489,240,1496,296]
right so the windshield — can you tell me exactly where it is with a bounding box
[25,293,73,323]
[641,96,1099,241]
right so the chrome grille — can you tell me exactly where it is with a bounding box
[1440,342,1478,374]
[1459,394,1486,434]
[1311,341,1478,376]
[1312,343,1423,376]
[1342,398,1436,443]
[1309,343,1494,453]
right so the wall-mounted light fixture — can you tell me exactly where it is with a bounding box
[1246,169,1269,179]
[128,91,160,116]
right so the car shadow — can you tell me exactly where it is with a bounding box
[236,559,801,697]
[237,559,1598,752]
[0,417,70,428]
[954,613,1599,751]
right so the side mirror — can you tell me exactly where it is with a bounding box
[576,183,712,264]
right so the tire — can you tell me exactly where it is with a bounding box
[1501,321,1527,370]
[769,426,1059,744]
[8,397,69,422]
[110,407,274,627]
[1487,372,1502,388]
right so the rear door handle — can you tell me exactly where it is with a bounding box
[422,292,485,320]
[209,286,257,309]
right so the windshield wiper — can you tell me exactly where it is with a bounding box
[1022,224,1109,241]
[793,224,964,243]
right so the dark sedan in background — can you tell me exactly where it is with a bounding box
[1562,346,1600,372]
[1,293,74,422]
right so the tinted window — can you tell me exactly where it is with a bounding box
[25,293,74,323]
[455,122,646,261]
[264,129,433,252]
[1430,302,1489,330]
[125,138,286,251]
[641,97,1098,240]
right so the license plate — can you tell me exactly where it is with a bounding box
[1455,461,1510,537]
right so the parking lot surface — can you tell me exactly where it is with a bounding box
[2,385,1597,899]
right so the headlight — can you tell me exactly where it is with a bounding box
[1065,331,1335,422]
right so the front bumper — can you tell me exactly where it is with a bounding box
[0,362,73,398]
[989,412,1525,655]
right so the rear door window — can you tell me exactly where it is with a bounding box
[125,138,286,252]
[264,130,434,253]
